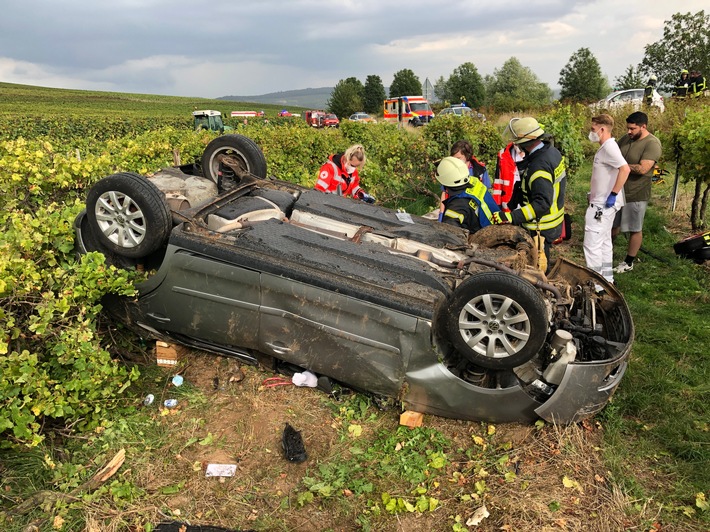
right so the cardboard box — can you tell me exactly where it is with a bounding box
[399,410,424,428]
[155,341,187,367]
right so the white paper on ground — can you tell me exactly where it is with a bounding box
[205,463,237,477]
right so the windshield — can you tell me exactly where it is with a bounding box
[409,102,431,112]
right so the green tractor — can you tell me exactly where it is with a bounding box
[192,110,233,133]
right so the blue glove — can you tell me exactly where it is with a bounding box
[491,211,512,224]
[360,193,376,204]
[605,192,617,209]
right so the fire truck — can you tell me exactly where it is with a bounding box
[304,110,327,128]
[383,96,433,126]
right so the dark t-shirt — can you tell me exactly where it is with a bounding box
[617,133,662,202]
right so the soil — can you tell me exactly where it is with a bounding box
[128,350,669,532]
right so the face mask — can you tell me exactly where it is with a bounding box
[588,130,600,143]
[345,164,356,174]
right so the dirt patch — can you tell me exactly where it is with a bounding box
[121,349,670,532]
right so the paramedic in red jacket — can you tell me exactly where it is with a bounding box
[314,144,375,203]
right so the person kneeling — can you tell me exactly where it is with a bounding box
[435,156,500,233]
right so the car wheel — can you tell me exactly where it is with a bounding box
[673,231,710,257]
[201,134,267,185]
[468,225,537,266]
[439,271,549,370]
[86,172,172,258]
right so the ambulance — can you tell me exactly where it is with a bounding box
[383,96,434,126]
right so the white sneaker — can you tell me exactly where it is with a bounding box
[614,261,633,273]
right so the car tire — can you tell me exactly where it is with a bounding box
[439,271,549,370]
[201,134,267,185]
[467,225,538,267]
[86,172,172,258]
[673,231,710,257]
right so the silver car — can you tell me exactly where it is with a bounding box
[74,135,634,424]
[592,88,665,112]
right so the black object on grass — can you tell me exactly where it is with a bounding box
[282,423,307,463]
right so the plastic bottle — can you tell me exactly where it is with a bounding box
[543,330,577,386]
[164,399,178,408]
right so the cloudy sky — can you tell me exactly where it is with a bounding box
[0,1,705,98]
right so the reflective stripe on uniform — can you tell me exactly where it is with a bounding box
[443,209,464,224]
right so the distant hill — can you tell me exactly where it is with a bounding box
[218,87,333,110]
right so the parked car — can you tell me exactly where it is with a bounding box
[592,88,665,112]
[348,112,377,123]
[323,113,340,128]
[74,135,634,424]
[437,105,486,121]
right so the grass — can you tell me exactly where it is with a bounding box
[563,160,710,526]
[0,83,708,530]
[0,81,302,118]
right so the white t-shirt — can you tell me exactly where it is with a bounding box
[590,138,627,207]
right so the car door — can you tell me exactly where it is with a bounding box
[137,247,262,350]
[258,273,418,396]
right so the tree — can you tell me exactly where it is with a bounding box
[327,77,364,117]
[389,69,422,98]
[614,65,645,90]
[439,62,485,108]
[363,75,386,115]
[558,47,609,101]
[433,75,448,104]
[484,57,553,112]
[639,10,710,92]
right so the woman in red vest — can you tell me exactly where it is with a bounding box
[315,144,375,203]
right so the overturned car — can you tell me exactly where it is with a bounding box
[75,135,634,424]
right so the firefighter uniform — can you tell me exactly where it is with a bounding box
[672,71,690,99]
[439,179,500,233]
[509,142,567,252]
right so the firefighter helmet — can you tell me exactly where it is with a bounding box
[649,75,657,81]
[436,157,470,188]
[505,117,545,145]
[681,69,689,74]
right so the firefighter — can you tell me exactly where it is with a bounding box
[491,117,566,270]
[435,156,499,234]
[672,69,690,99]
[689,70,707,98]
[643,75,657,106]
[314,144,375,203]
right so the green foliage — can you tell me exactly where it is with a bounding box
[389,69,422,98]
[363,75,387,115]
[327,78,365,118]
[558,47,610,102]
[671,103,710,229]
[340,122,433,212]
[562,160,710,527]
[300,422,450,512]
[538,103,588,176]
[614,65,645,90]
[0,128,211,448]
[438,62,485,108]
[484,57,554,112]
[423,116,503,169]
[640,10,710,91]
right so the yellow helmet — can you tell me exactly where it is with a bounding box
[681,69,689,74]
[505,117,545,145]
[436,157,470,187]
